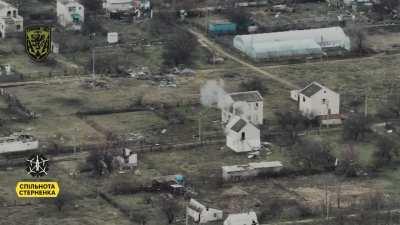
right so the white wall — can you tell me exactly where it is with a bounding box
[0,1,17,18]
[226,123,260,153]
[298,87,340,117]
[222,100,263,125]
[57,0,84,30]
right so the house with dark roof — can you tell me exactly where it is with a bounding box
[225,115,260,153]
[290,82,341,125]
[220,91,263,126]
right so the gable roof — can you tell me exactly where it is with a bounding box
[229,91,263,102]
[231,119,247,132]
[300,82,323,97]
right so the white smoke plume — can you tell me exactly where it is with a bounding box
[233,101,251,120]
[200,80,228,108]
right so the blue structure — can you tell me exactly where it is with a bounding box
[175,175,185,184]
[208,21,237,35]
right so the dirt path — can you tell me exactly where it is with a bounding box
[188,28,300,89]
[261,209,400,225]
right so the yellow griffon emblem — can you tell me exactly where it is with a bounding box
[25,26,51,62]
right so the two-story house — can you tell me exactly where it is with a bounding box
[291,81,341,125]
[220,91,263,126]
[57,0,84,30]
[0,0,23,39]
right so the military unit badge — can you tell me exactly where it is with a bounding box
[25,26,51,62]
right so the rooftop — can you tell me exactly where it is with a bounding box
[229,91,263,102]
[0,0,12,10]
[222,161,283,172]
[0,134,36,144]
[225,212,258,225]
[249,161,283,169]
[58,0,82,5]
[230,119,247,132]
[300,82,323,97]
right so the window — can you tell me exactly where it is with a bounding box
[303,96,306,102]
[16,24,20,31]
[322,98,326,104]
[241,132,245,141]
[255,102,259,109]
[13,10,16,18]
[7,11,11,17]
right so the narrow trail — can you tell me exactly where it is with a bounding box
[188,28,300,90]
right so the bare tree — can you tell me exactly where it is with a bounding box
[373,135,399,168]
[54,191,73,211]
[347,25,367,55]
[161,198,180,224]
[343,113,370,141]
[240,77,269,95]
[275,109,309,145]
[162,30,199,66]
[290,138,336,173]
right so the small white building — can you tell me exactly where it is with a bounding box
[291,82,341,125]
[220,91,263,126]
[224,212,259,225]
[0,133,39,154]
[113,148,138,171]
[57,0,84,30]
[222,161,283,182]
[225,116,260,153]
[103,0,134,13]
[0,0,23,39]
[186,199,223,224]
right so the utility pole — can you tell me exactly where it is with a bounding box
[198,116,202,142]
[92,48,95,79]
[364,92,368,117]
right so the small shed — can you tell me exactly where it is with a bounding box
[222,161,283,182]
[107,32,119,44]
[186,199,223,223]
[208,21,237,35]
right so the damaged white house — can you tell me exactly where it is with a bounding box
[112,148,138,171]
[290,82,341,125]
[57,0,84,30]
[225,115,261,153]
[186,199,223,224]
[220,91,263,125]
[0,0,23,39]
[220,91,263,153]
[224,212,259,225]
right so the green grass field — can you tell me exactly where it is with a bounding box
[267,54,400,114]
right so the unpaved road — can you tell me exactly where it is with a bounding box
[188,28,300,89]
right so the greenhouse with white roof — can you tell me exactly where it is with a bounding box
[233,26,351,60]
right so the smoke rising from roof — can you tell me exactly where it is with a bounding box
[200,80,227,108]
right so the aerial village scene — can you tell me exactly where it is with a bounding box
[1,0,400,224]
